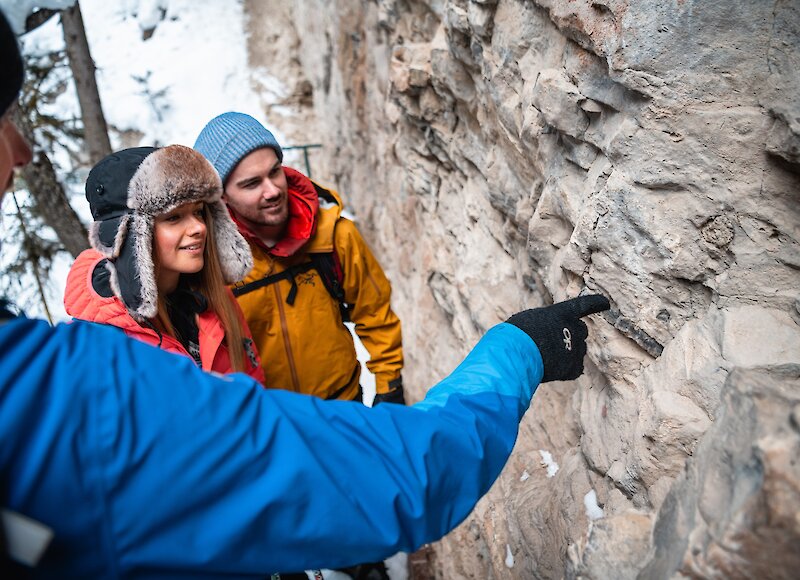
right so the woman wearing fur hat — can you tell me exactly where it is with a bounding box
[64,145,264,382]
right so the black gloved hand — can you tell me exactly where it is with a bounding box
[506,294,610,382]
[372,377,406,406]
[372,389,405,406]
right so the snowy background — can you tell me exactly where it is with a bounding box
[2,0,274,323]
[1,1,400,577]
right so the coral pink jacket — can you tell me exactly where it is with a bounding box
[64,249,265,385]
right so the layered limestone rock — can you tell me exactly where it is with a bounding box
[244,0,800,577]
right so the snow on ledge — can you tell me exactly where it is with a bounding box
[538,449,559,478]
[505,544,514,568]
[583,489,604,521]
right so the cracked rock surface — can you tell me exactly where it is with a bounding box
[245,0,800,577]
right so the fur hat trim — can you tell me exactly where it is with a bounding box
[86,145,252,320]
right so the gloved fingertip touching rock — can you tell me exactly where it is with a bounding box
[506,294,610,382]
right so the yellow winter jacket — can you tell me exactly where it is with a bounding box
[232,168,403,401]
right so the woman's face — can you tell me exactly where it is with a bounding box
[153,201,207,292]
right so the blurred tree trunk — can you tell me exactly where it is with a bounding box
[10,1,106,259]
[61,1,112,165]
[12,108,89,259]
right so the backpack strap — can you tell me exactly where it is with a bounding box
[232,261,317,304]
[308,181,351,319]
[309,252,352,322]
[232,254,353,321]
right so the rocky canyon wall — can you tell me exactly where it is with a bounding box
[244,1,800,577]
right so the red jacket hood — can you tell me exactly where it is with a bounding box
[64,249,162,344]
[231,166,319,258]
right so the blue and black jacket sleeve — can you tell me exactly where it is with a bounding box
[0,318,543,578]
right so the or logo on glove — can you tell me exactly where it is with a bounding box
[506,294,610,383]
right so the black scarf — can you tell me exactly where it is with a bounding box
[166,285,208,367]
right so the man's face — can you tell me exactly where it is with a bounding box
[0,111,32,198]
[224,147,289,235]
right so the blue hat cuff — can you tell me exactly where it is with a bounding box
[194,113,284,185]
[215,125,283,184]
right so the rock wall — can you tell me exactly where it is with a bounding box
[244,1,800,577]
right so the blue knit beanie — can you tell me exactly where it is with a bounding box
[193,112,283,184]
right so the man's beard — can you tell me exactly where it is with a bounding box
[253,206,288,228]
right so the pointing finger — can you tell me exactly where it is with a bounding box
[564,294,610,318]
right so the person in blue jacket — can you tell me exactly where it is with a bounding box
[0,10,609,579]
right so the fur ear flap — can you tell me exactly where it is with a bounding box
[129,213,158,320]
[100,213,157,321]
[88,215,129,259]
[207,200,253,283]
[88,222,107,256]
[104,257,122,303]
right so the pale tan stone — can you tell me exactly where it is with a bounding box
[243,0,800,576]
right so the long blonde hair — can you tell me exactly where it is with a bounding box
[152,203,247,373]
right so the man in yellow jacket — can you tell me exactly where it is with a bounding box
[194,112,404,407]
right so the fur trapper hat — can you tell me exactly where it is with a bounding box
[86,145,253,320]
